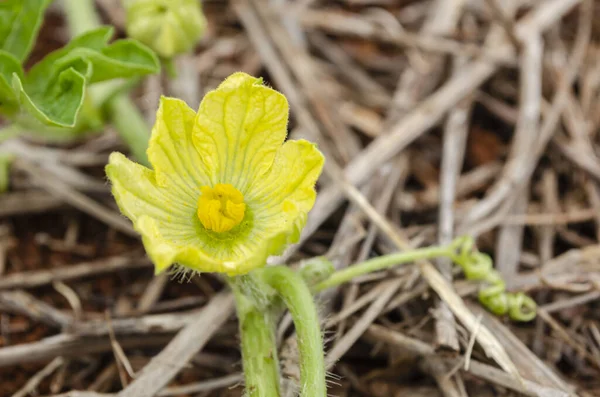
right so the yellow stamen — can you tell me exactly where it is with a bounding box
[197,184,246,233]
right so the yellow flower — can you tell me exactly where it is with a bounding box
[106,72,324,276]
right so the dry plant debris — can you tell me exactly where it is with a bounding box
[1,0,600,395]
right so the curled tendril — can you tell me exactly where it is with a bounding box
[299,256,335,291]
[449,236,537,322]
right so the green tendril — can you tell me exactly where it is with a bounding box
[450,236,537,322]
[299,256,335,290]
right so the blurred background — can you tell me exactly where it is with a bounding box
[1,0,600,396]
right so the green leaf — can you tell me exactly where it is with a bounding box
[4,27,160,129]
[52,39,160,84]
[0,50,23,112]
[13,67,86,128]
[0,0,51,62]
[26,27,115,89]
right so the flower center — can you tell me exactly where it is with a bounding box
[197,184,246,233]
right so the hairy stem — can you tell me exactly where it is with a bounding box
[261,266,326,397]
[230,277,281,397]
[315,245,454,291]
[62,0,151,165]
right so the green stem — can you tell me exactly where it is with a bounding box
[62,0,151,166]
[261,266,326,397]
[230,281,281,397]
[315,245,454,291]
[62,0,102,36]
[105,95,150,165]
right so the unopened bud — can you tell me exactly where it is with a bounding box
[124,0,206,58]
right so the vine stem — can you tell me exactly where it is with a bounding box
[105,95,150,165]
[62,0,102,35]
[229,278,281,397]
[261,266,326,397]
[62,0,151,166]
[315,244,454,291]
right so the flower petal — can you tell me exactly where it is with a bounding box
[192,72,289,192]
[237,139,325,264]
[147,96,211,201]
[106,152,194,224]
[107,152,216,273]
[135,213,302,276]
[248,139,324,221]
[134,215,223,274]
[107,141,323,277]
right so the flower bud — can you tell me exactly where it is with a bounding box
[124,0,206,58]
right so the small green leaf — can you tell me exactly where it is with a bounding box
[13,67,86,128]
[53,39,160,84]
[25,27,115,89]
[0,0,51,61]
[5,27,159,130]
[0,50,23,112]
